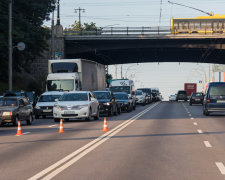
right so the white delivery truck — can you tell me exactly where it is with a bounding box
[46,59,105,91]
[109,79,136,110]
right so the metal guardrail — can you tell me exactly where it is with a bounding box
[64,26,171,36]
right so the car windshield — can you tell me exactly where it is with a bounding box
[136,91,142,95]
[114,94,128,100]
[93,92,110,100]
[209,86,225,96]
[193,93,203,97]
[59,93,88,101]
[0,98,18,106]
[109,86,130,94]
[38,95,61,102]
[47,80,74,91]
[138,89,150,95]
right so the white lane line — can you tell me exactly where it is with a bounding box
[197,129,203,134]
[204,141,212,148]
[48,125,57,127]
[23,132,30,135]
[193,122,198,126]
[191,117,194,120]
[215,162,225,175]
[28,102,160,180]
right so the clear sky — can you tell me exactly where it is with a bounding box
[45,0,225,100]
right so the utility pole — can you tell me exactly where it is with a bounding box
[56,0,60,25]
[8,0,12,91]
[51,10,55,59]
[74,7,85,30]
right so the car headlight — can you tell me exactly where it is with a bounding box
[35,106,41,109]
[2,112,12,116]
[103,102,110,106]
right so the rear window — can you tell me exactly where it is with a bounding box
[178,91,187,94]
[209,86,225,96]
[193,93,203,97]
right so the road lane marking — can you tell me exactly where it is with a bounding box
[193,122,198,126]
[190,117,194,120]
[215,162,225,175]
[197,129,203,134]
[204,141,212,148]
[48,125,57,127]
[28,102,160,180]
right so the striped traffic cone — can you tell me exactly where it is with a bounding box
[102,117,109,132]
[59,119,64,133]
[16,121,23,136]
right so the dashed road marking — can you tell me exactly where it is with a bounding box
[48,125,57,127]
[191,117,194,120]
[204,141,212,148]
[215,162,225,175]
[193,122,198,126]
[197,129,203,134]
[23,132,30,135]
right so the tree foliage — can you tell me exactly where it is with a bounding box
[64,21,101,31]
[0,0,56,81]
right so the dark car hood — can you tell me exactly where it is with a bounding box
[0,106,18,112]
[98,99,111,103]
[116,100,129,103]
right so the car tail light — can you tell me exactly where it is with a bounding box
[206,98,210,103]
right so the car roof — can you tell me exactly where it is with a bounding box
[93,91,110,93]
[62,91,90,94]
[113,92,128,95]
[41,91,64,96]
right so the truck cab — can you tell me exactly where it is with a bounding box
[109,79,136,110]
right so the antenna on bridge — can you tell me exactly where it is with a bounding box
[168,1,214,16]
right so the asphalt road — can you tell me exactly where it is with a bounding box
[1,102,225,180]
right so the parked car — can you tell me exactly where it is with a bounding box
[203,82,225,115]
[135,90,147,105]
[93,91,121,116]
[169,95,176,101]
[176,90,188,101]
[189,92,204,105]
[113,92,133,112]
[53,91,99,122]
[137,88,151,103]
[0,96,33,125]
[34,91,64,119]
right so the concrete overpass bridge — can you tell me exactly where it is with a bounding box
[60,26,225,65]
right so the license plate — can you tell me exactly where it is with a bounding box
[43,109,52,112]
[217,100,225,103]
[64,111,75,114]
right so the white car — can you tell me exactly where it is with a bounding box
[169,95,176,101]
[135,90,147,105]
[53,91,99,122]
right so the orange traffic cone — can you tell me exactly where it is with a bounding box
[16,121,23,136]
[102,117,109,132]
[59,119,64,133]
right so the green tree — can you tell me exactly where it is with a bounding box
[65,21,102,32]
[0,0,56,82]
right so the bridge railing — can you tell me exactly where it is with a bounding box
[64,26,172,36]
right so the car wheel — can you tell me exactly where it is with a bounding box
[203,109,209,116]
[54,118,60,122]
[86,108,92,121]
[94,109,99,120]
[26,114,33,125]
[13,116,19,126]
[114,106,118,116]
[35,115,39,119]
[108,107,113,117]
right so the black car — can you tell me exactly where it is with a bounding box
[176,90,188,101]
[203,82,225,115]
[93,91,121,116]
[113,92,132,112]
[0,96,33,125]
[189,92,204,105]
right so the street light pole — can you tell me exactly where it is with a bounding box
[8,0,12,91]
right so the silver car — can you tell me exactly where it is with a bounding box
[53,91,99,122]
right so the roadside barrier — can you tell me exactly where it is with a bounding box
[16,120,23,136]
[59,119,64,133]
[102,117,109,132]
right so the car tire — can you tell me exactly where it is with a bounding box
[35,115,39,119]
[203,109,210,116]
[94,109,99,120]
[26,114,33,125]
[86,109,92,121]
[54,118,60,122]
